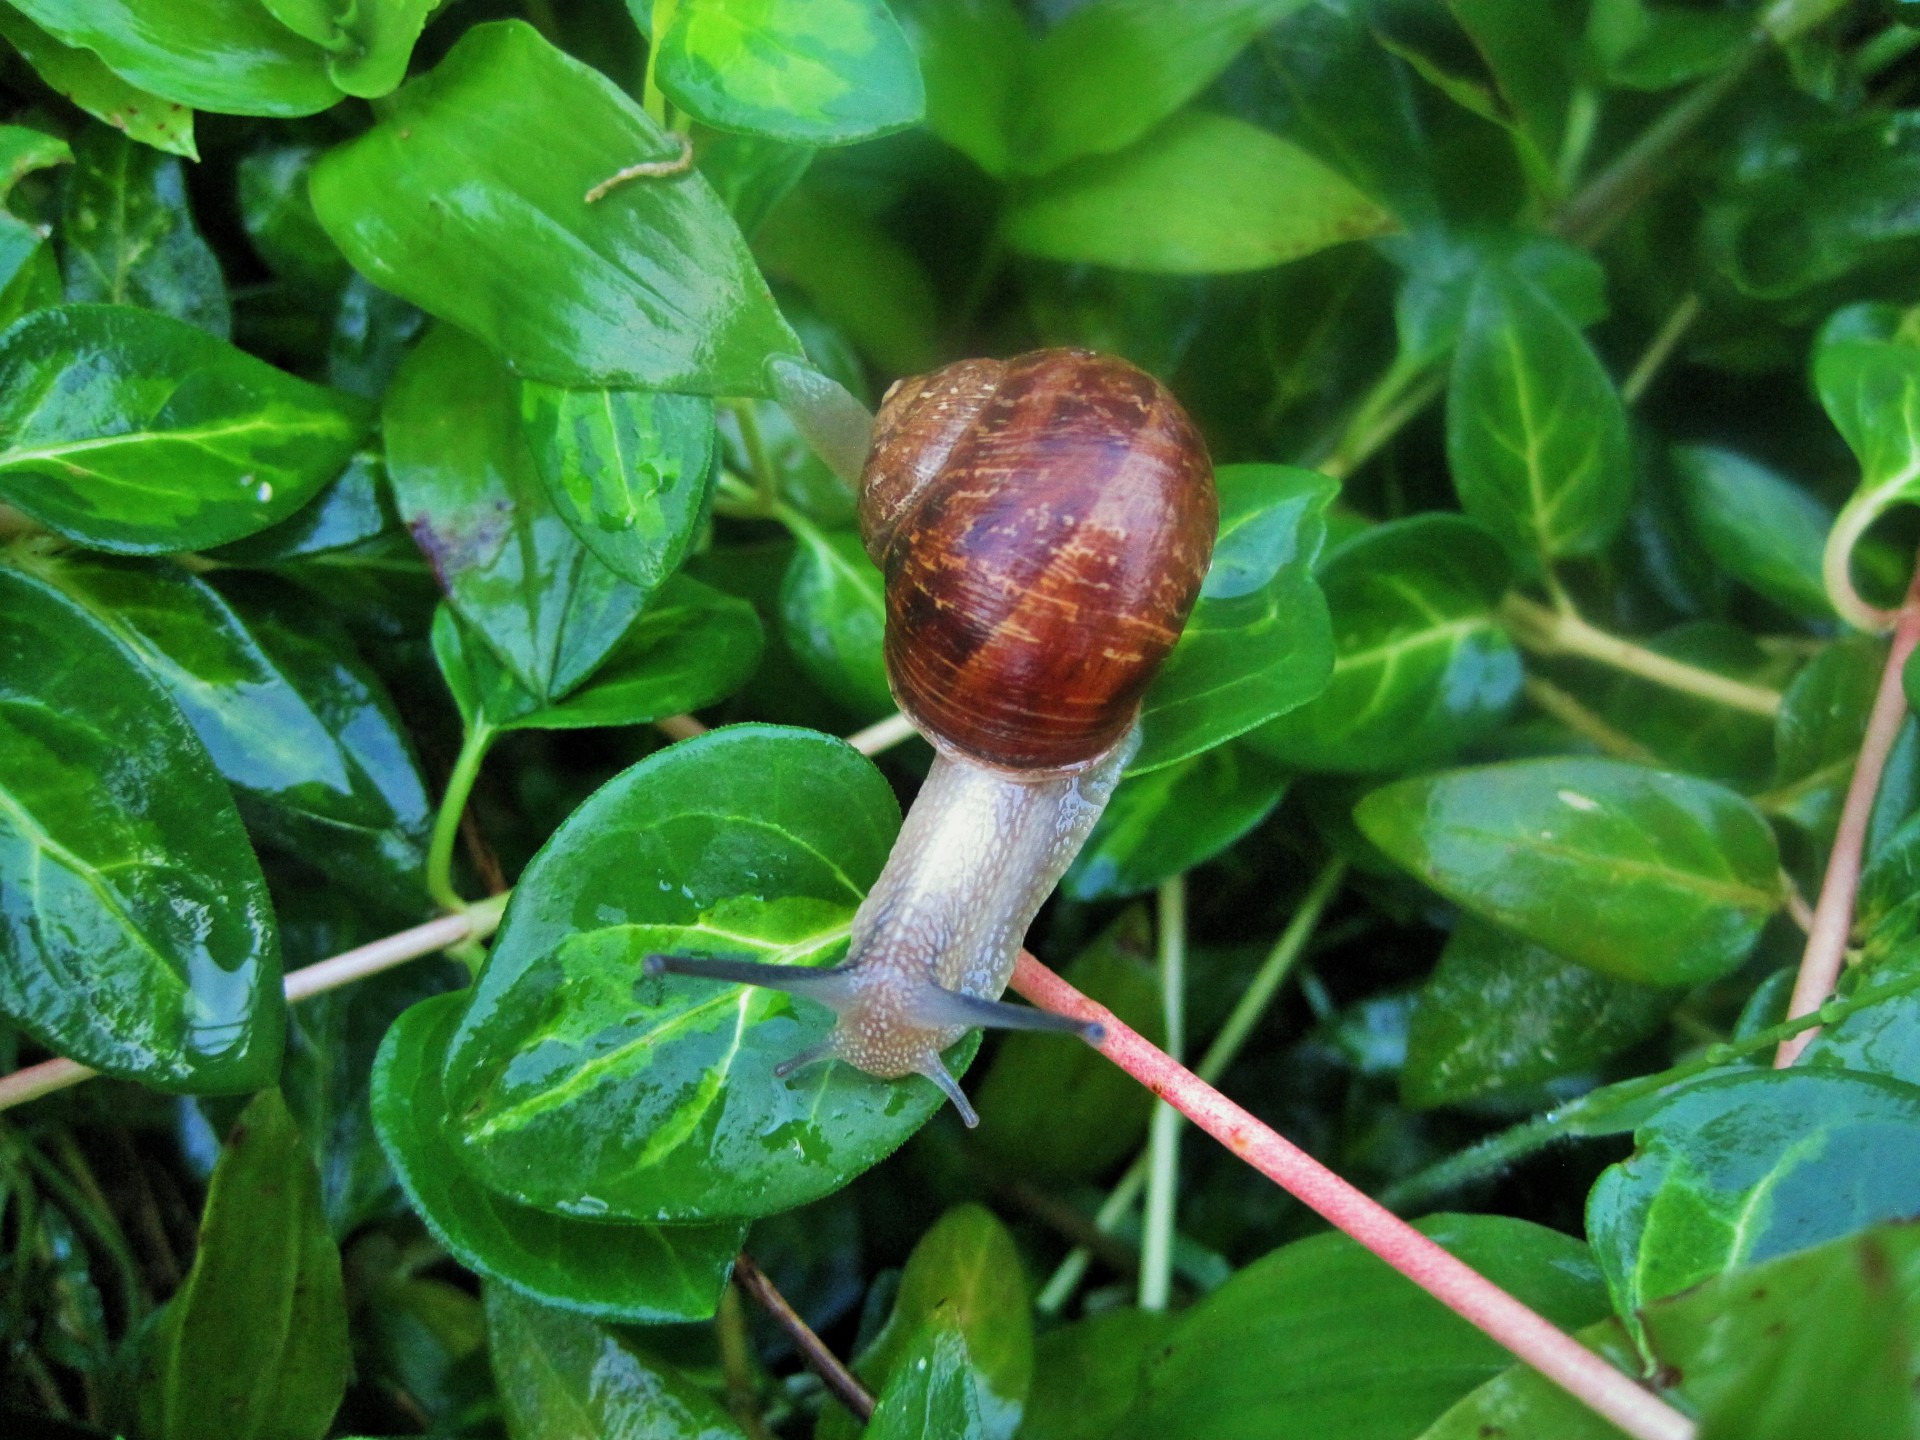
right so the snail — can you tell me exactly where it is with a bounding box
[647,349,1216,1125]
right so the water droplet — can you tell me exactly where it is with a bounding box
[255,481,273,503]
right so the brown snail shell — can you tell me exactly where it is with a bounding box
[858,348,1217,773]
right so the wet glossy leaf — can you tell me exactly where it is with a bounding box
[1005,112,1392,274]
[1250,514,1522,773]
[1587,1068,1920,1322]
[1012,0,1309,177]
[443,726,922,1222]
[1133,463,1335,774]
[373,993,745,1322]
[1356,758,1782,986]
[0,567,281,1092]
[1416,1317,1644,1440]
[1111,1215,1608,1440]
[432,576,762,734]
[0,9,197,159]
[1020,1309,1172,1440]
[210,450,394,565]
[1402,919,1676,1109]
[33,555,430,909]
[310,21,802,394]
[59,124,227,335]
[7,0,340,115]
[657,0,923,145]
[485,1284,748,1440]
[864,1323,985,1440]
[826,1204,1031,1440]
[385,325,643,704]
[132,1089,348,1440]
[973,909,1162,1180]
[1641,1223,1920,1440]
[520,382,715,598]
[1063,742,1288,901]
[779,523,891,720]
[1674,445,1833,620]
[1446,266,1632,572]
[0,303,368,553]
[237,144,349,291]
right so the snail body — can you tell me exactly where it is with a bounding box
[650,350,1215,1124]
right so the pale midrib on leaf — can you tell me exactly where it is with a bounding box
[1439,822,1775,909]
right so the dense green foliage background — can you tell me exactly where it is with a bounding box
[6,0,1920,1437]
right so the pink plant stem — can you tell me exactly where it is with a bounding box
[1011,952,1696,1440]
[1777,568,1920,1067]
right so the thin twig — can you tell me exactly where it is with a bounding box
[583,132,694,203]
[1523,676,1659,762]
[845,711,920,756]
[1620,293,1703,406]
[1011,954,1696,1440]
[0,899,508,1112]
[732,1250,875,1424]
[1778,560,1920,1064]
[655,714,709,742]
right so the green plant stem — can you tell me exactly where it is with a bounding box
[1139,876,1187,1312]
[731,401,779,513]
[1620,292,1703,406]
[1501,593,1784,716]
[1038,860,1347,1313]
[1317,362,1446,481]
[1523,676,1659,762]
[1381,961,1920,1212]
[642,0,673,124]
[427,719,497,914]
[1554,36,1768,246]
[716,1283,774,1440]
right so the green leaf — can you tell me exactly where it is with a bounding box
[372,992,745,1323]
[1449,0,1579,182]
[864,1324,986,1440]
[1390,230,1606,373]
[385,325,644,704]
[1355,757,1782,986]
[0,567,282,1092]
[1402,918,1676,1109]
[1804,939,1920,1085]
[1004,111,1393,275]
[1587,1068,1920,1323]
[33,556,427,900]
[826,1204,1031,1440]
[58,123,227,335]
[1063,742,1288,901]
[657,0,924,145]
[1816,326,1920,624]
[0,303,369,553]
[1588,0,1752,91]
[0,124,70,301]
[309,20,802,395]
[132,1089,348,1440]
[890,0,1029,179]
[973,909,1162,1180]
[442,726,919,1222]
[7,0,340,117]
[1641,1224,1920,1440]
[1133,463,1336,774]
[485,1284,749,1440]
[779,522,891,720]
[432,577,763,734]
[1583,625,1782,791]
[1674,445,1834,620]
[237,144,350,291]
[0,8,197,159]
[1019,1309,1173,1440]
[1110,1215,1609,1440]
[520,381,715,598]
[210,450,395,565]
[1249,514,1522,773]
[1768,636,1891,849]
[1012,0,1309,177]
[1446,266,1633,572]
[1417,1317,1646,1440]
